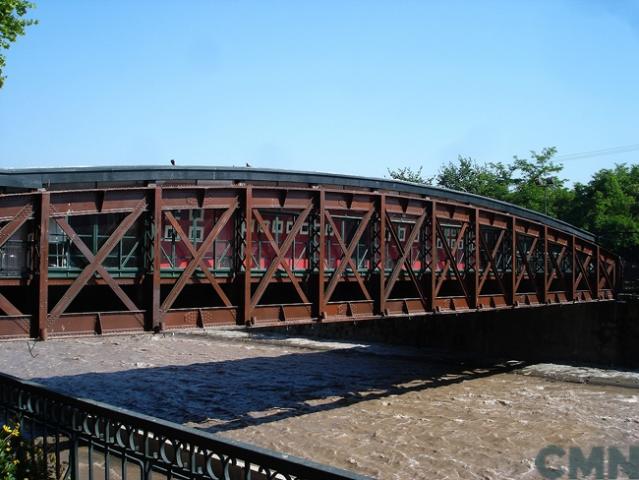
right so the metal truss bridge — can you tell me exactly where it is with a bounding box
[0,167,619,338]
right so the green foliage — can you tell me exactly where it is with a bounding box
[387,166,430,184]
[1,420,63,479]
[417,147,574,217]
[433,147,573,217]
[0,0,37,88]
[435,155,512,199]
[566,164,639,252]
[507,147,573,217]
[1,422,20,480]
[387,147,639,253]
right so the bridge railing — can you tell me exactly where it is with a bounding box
[0,372,371,480]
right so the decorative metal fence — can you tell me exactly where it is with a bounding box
[0,372,371,480]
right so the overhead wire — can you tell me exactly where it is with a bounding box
[556,143,639,162]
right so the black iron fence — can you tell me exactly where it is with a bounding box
[0,372,371,480]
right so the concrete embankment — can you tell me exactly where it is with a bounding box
[256,299,639,367]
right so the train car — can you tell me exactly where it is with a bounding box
[157,209,467,273]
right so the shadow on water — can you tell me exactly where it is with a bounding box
[33,348,526,434]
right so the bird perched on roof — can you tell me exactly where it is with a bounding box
[170,159,176,166]
[245,162,251,167]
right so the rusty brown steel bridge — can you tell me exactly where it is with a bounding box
[0,167,620,339]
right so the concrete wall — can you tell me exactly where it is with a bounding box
[258,300,639,368]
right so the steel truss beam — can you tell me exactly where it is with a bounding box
[434,219,472,305]
[323,208,374,304]
[0,202,34,316]
[160,200,238,315]
[514,234,542,302]
[0,181,622,338]
[383,210,428,311]
[48,199,147,324]
[477,228,507,297]
[599,253,615,291]
[546,242,569,293]
[249,202,313,310]
[574,247,595,298]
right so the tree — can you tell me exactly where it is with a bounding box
[386,149,639,255]
[434,155,513,200]
[387,166,430,184]
[0,0,37,89]
[566,164,639,252]
[508,147,572,217]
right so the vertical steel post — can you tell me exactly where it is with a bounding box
[571,235,576,301]
[429,201,437,311]
[378,193,386,315]
[316,189,326,320]
[510,216,517,306]
[474,208,480,309]
[542,225,548,303]
[151,185,162,331]
[243,186,253,325]
[595,244,600,299]
[37,190,50,340]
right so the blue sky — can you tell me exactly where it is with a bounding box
[1,0,638,184]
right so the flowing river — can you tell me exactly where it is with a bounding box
[1,333,637,479]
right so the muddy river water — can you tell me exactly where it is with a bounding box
[1,333,637,479]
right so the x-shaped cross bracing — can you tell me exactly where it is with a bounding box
[249,203,314,308]
[434,220,471,305]
[161,200,238,314]
[0,203,33,315]
[48,200,147,323]
[599,254,615,290]
[323,208,374,303]
[477,229,507,296]
[574,250,594,295]
[383,211,428,310]
[545,243,568,293]
[514,235,542,301]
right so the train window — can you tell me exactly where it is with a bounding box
[300,222,309,235]
[272,217,283,234]
[189,226,204,243]
[398,226,406,242]
[164,226,181,241]
[286,221,294,234]
[48,219,65,241]
[48,220,68,268]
